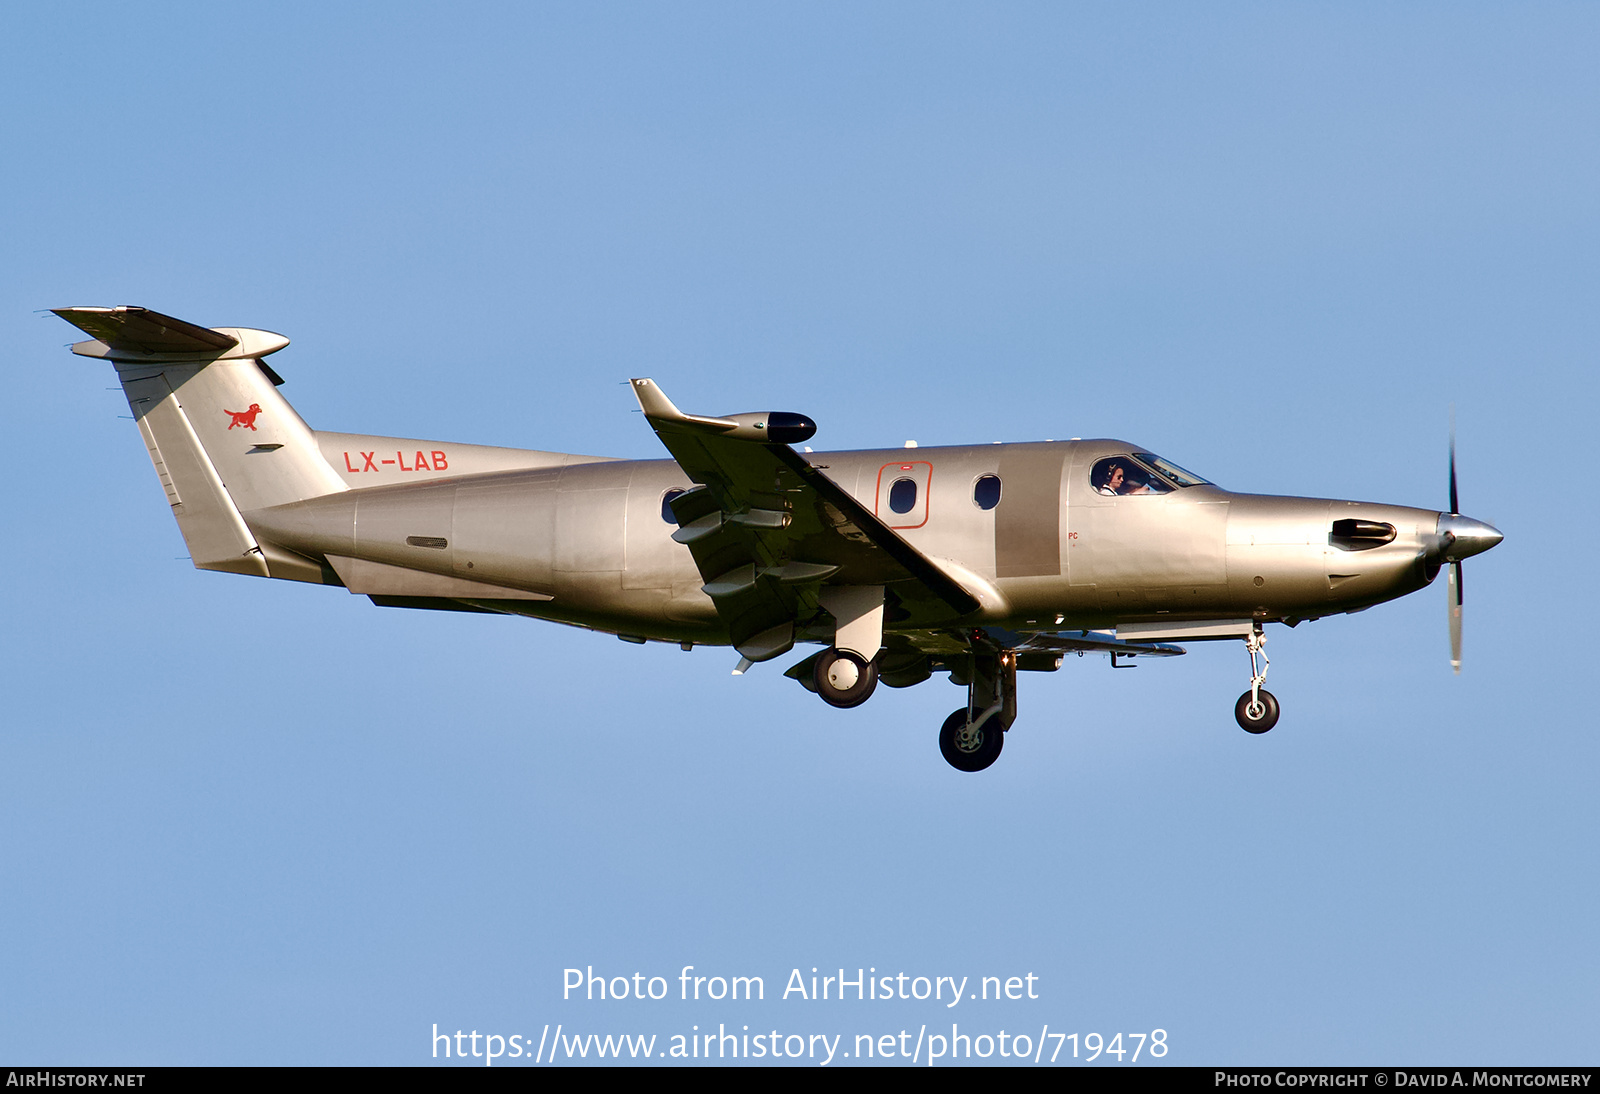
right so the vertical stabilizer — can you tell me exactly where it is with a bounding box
[56,306,348,579]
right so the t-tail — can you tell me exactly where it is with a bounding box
[56,306,350,582]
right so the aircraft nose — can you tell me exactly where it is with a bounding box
[1436,513,1504,561]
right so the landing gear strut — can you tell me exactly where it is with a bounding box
[939,650,1016,772]
[1234,627,1279,733]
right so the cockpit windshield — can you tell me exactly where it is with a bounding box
[1091,453,1212,496]
[1133,452,1211,488]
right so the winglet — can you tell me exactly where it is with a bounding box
[629,378,816,444]
[629,377,686,420]
[630,378,737,431]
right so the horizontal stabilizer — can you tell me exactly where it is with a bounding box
[54,306,238,354]
[54,306,289,362]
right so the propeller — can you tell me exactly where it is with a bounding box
[1447,416,1462,673]
[1436,409,1503,673]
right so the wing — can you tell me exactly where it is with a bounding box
[631,379,982,661]
[1009,629,1185,658]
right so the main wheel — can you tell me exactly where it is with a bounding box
[1234,689,1280,733]
[939,708,1005,772]
[814,648,878,708]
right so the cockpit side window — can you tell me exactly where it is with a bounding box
[1090,456,1172,496]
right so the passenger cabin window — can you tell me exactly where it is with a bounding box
[888,478,918,514]
[1090,456,1172,496]
[973,474,1002,510]
[661,489,685,523]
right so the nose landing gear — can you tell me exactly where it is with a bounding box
[1235,688,1280,733]
[940,707,1004,771]
[1234,627,1279,733]
[939,650,1016,772]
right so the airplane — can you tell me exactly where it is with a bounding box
[54,306,1504,772]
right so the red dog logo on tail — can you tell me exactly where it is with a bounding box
[225,404,263,431]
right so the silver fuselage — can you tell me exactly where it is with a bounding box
[245,437,1442,644]
[53,304,1503,769]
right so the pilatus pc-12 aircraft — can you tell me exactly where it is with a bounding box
[56,306,1503,772]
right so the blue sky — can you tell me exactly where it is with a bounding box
[2,3,1594,1066]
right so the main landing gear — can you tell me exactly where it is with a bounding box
[1234,627,1279,733]
[801,640,1014,771]
[813,647,878,708]
[940,650,1017,772]
[812,585,884,709]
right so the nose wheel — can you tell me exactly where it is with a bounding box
[1233,628,1280,733]
[937,650,1016,771]
[939,708,1005,772]
[1234,688,1280,733]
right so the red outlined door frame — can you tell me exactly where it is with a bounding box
[875,460,933,529]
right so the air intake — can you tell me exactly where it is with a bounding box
[1330,519,1396,550]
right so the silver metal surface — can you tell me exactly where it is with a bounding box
[58,306,1505,769]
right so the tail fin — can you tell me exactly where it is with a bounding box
[57,306,347,580]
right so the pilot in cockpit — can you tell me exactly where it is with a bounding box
[1094,460,1150,496]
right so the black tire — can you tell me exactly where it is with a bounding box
[939,708,1005,772]
[814,649,879,709]
[1234,689,1280,733]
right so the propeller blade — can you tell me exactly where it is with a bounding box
[1448,407,1459,515]
[1448,560,1463,674]
[1447,408,1461,673]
